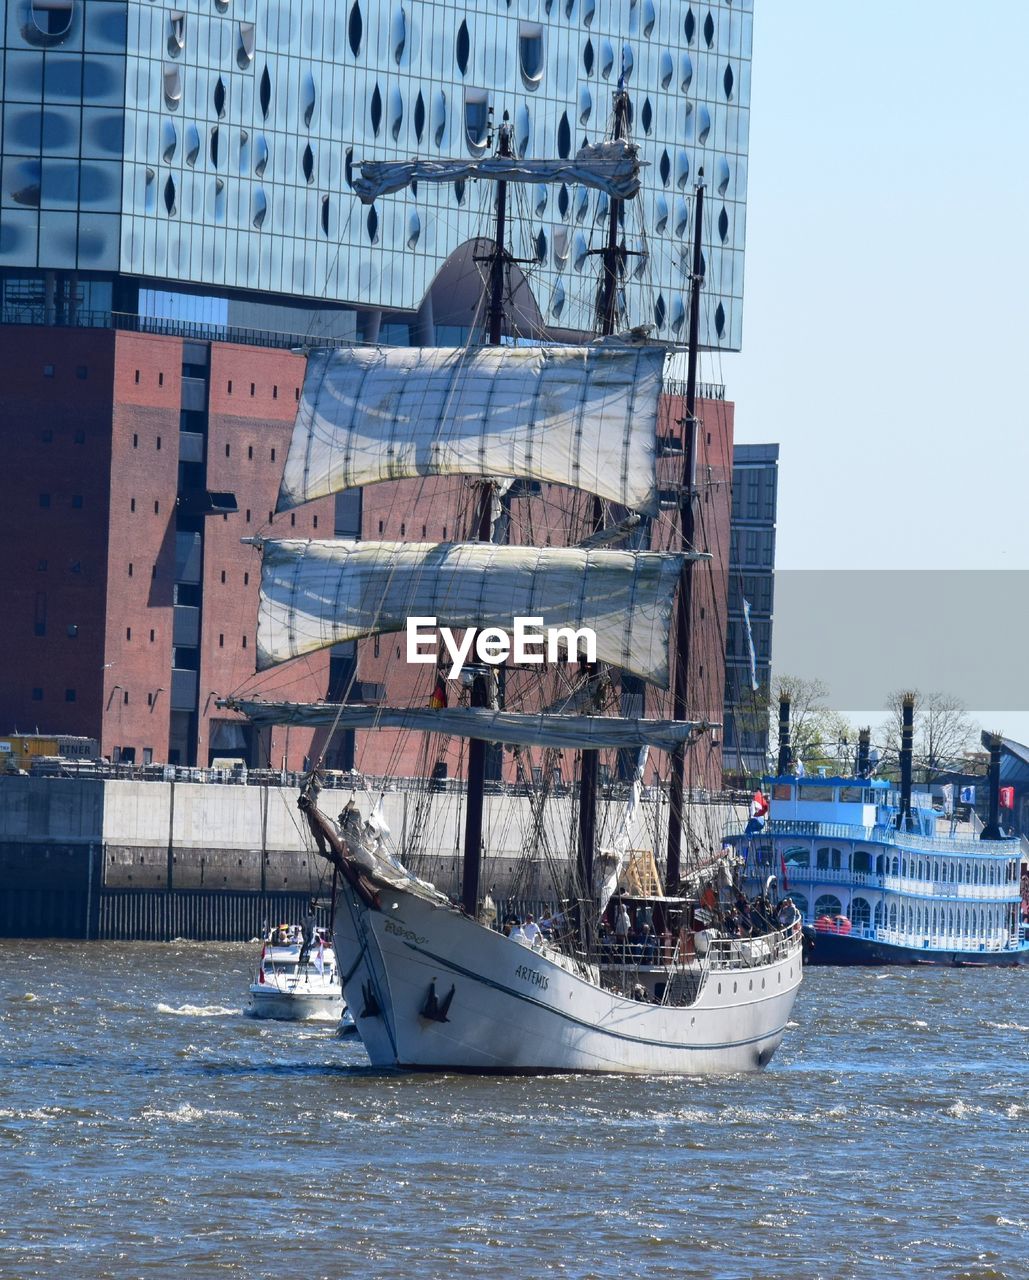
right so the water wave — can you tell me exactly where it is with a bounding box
[156,1002,238,1018]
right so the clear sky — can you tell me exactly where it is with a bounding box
[719,0,1029,572]
[713,1,1029,742]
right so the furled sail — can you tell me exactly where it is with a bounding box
[353,140,643,203]
[277,345,664,515]
[223,702,711,753]
[251,539,697,687]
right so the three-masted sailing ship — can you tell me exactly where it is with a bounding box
[222,98,803,1073]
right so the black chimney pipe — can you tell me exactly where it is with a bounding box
[899,693,915,831]
[980,731,1003,840]
[857,727,870,777]
[777,697,792,775]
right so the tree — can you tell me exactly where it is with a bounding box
[883,689,978,782]
[771,676,856,776]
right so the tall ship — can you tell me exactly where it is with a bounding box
[223,97,803,1072]
[725,697,1029,967]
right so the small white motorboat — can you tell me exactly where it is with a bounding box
[245,925,345,1021]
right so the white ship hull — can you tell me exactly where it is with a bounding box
[333,882,803,1074]
[245,987,344,1021]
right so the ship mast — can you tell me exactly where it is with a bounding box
[664,173,704,893]
[461,115,514,916]
[576,84,631,936]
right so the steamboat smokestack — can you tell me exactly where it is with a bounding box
[899,693,915,831]
[857,727,871,777]
[980,731,1004,840]
[777,697,792,775]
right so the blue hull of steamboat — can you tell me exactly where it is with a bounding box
[804,930,1029,968]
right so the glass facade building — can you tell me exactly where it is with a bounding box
[1,0,753,345]
[724,441,778,778]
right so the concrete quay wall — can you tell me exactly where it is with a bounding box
[0,776,737,938]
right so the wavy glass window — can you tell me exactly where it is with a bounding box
[163,65,182,110]
[464,90,489,155]
[518,24,544,88]
[167,11,185,57]
[237,22,255,69]
[30,0,73,39]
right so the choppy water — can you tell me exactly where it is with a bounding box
[0,941,1026,1280]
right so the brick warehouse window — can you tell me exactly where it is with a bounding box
[133,434,138,448]
[128,563,133,576]
[242,635,247,649]
[273,385,278,399]
[135,370,140,384]
[227,380,233,393]
[243,573,249,586]
[149,629,155,642]
[248,445,253,460]
[126,627,132,640]
[220,570,226,583]
[156,437,162,450]
[131,498,136,512]
[154,501,160,514]
[158,372,164,386]
[123,690,129,704]
[226,444,231,457]
[219,634,224,647]
[271,448,276,462]
[250,383,255,396]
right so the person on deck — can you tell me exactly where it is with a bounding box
[509,917,527,945]
[614,900,631,960]
[298,903,318,965]
[522,914,544,948]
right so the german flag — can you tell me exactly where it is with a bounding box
[429,676,447,709]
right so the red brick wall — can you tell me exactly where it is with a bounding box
[0,327,116,739]
[103,333,184,759]
[650,393,735,791]
[203,344,334,769]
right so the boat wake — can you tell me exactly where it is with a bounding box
[156,1002,238,1018]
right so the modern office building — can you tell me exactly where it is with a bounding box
[723,441,778,779]
[1,0,754,772]
[2,0,752,341]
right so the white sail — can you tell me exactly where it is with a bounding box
[277,345,664,515]
[597,746,650,913]
[353,141,643,203]
[252,539,694,686]
[223,702,710,752]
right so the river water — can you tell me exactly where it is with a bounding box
[0,941,1025,1280]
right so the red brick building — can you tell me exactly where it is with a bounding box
[2,322,733,787]
[1,325,332,768]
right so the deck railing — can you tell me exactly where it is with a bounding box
[705,925,801,971]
